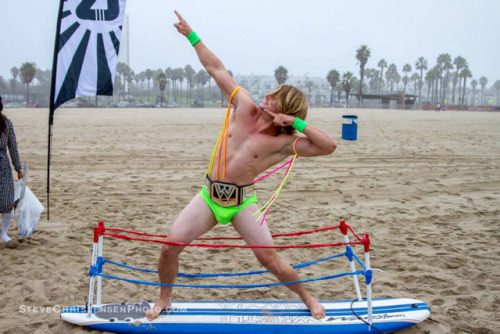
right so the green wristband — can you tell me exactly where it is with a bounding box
[292,117,307,132]
[187,31,201,46]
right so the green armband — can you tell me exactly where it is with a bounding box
[187,31,201,46]
[292,118,307,132]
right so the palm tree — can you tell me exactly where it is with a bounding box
[326,69,340,105]
[135,72,143,91]
[156,72,167,107]
[35,68,51,104]
[341,72,355,107]
[356,45,371,103]
[115,62,127,100]
[0,76,6,92]
[415,57,428,104]
[386,64,397,91]
[470,79,478,106]
[452,56,466,104]
[377,59,387,91]
[274,66,288,85]
[431,65,442,104]
[411,73,420,94]
[124,68,134,98]
[19,62,37,104]
[494,80,500,105]
[175,68,185,103]
[335,85,343,104]
[196,70,209,103]
[184,65,195,101]
[402,75,409,93]
[402,64,412,92]
[163,67,173,101]
[170,68,179,102]
[145,69,153,102]
[460,66,472,106]
[425,68,436,103]
[437,54,452,104]
[10,67,19,100]
[479,76,488,106]
[368,69,380,92]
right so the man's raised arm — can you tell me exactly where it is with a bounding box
[174,11,244,103]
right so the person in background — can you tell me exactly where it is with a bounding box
[0,95,23,246]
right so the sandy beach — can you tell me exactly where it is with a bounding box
[0,107,498,334]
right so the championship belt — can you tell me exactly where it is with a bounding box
[205,177,254,207]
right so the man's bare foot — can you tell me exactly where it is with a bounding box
[304,297,326,319]
[145,298,171,321]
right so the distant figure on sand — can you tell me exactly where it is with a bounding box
[435,103,441,112]
[145,11,337,321]
[0,96,23,246]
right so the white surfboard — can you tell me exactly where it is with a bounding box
[61,297,430,334]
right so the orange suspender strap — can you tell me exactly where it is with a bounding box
[206,86,242,179]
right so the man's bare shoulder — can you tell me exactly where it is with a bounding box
[234,96,260,117]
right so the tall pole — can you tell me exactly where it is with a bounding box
[47,0,65,220]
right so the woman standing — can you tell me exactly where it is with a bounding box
[0,96,23,244]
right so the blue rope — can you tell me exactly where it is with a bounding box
[97,270,366,289]
[352,252,366,270]
[102,253,347,278]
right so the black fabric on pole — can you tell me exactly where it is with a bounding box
[53,29,91,109]
[96,33,113,95]
[47,0,66,220]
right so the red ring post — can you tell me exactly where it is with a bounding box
[94,221,105,243]
[363,233,370,252]
[339,220,348,235]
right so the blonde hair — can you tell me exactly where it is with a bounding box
[268,85,308,134]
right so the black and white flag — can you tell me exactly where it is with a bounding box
[50,0,127,111]
[47,0,127,219]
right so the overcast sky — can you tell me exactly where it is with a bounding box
[1,0,499,85]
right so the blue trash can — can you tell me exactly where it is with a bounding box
[342,115,358,140]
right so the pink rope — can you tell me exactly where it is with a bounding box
[251,159,293,184]
[258,159,294,225]
[251,137,300,185]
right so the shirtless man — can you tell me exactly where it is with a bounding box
[146,11,337,321]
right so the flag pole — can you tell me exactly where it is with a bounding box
[47,0,65,220]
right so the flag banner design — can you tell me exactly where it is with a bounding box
[52,0,127,110]
[47,0,127,220]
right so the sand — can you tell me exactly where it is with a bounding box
[0,107,498,334]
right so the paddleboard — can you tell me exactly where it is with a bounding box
[61,297,430,334]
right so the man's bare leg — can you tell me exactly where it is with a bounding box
[146,195,217,321]
[231,205,326,319]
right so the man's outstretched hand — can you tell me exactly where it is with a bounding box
[174,10,193,36]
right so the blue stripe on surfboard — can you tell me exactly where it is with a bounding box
[86,321,420,334]
[61,303,429,317]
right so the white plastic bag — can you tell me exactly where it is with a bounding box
[14,162,44,237]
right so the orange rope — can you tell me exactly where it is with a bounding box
[213,86,241,180]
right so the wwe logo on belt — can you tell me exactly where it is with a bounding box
[213,183,237,202]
